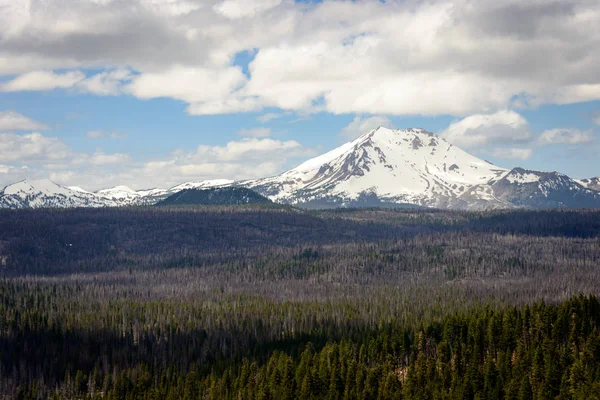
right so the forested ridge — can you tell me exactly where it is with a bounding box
[1,208,600,398]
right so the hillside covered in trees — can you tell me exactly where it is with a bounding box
[157,187,274,207]
[1,207,600,398]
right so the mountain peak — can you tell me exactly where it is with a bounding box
[2,178,68,195]
[97,185,137,194]
[577,177,600,191]
[367,126,429,137]
[248,126,507,207]
[169,179,234,192]
[67,186,93,194]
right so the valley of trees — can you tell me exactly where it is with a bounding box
[1,207,600,398]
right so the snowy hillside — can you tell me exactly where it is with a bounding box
[0,179,235,209]
[0,179,117,209]
[246,127,508,208]
[168,179,234,192]
[577,177,600,192]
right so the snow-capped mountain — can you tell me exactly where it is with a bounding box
[94,185,168,206]
[245,127,508,208]
[577,177,600,192]
[91,180,235,206]
[490,169,600,209]
[0,179,233,209]
[454,168,600,210]
[0,179,118,209]
[1,127,599,210]
[168,179,234,192]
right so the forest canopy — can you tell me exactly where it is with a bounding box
[1,207,600,398]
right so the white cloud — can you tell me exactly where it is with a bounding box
[213,0,282,20]
[0,131,136,188]
[195,137,309,162]
[0,111,49,131]
[1,69,132,95]
[128,137,316,189]
[339,115,393,140]
[440,110,531,149]
[1,0,600,116]
[593,113,600,126]
[77,69,132,95]
[439,110,595,161]
[0,164,18,174]
[141,0,202,17]
[237,127,271,137]
[490,148,533,160]
[538,128,594,145]
[49,171,75,183]
[1,70,85,92]
[126,66,246,103]
[186,96,262,115]
[0,132,72,162]
[0,132,316,190]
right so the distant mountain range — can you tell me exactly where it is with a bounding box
[2,127,599,210]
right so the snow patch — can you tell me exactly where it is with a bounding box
[506,172,541,184]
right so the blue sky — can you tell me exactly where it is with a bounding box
[1,0,599,190]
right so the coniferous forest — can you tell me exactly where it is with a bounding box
[1,207,600,399]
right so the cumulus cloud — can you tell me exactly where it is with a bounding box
[77,69,133,95]
[0,164,22,175]
[1,69,132,95]
[195,137,309,162]
[0,132,72,162]
[0,111,49,131]
[186,96,262,115]
[126,65,248,109]
[1,71,85,92]
[123,137,316,189]
[213,0,282,19]
[440,110,531,149]
[339,115,394,140]
[0,131,315,190]
[0,131,135,187]
[538,128,594,145]
[1,0,600,116]
[440,109,596,160]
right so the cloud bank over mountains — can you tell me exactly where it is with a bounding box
[1,0,600,116]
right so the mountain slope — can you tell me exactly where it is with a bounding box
[491,168,600,209]
[0,179,117,209]
[454,168,600,210]
[577,177,600,191]
[95,185,169,206]
[0,179,237,209]
[247,127,507,208]
[168,179,234,192]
